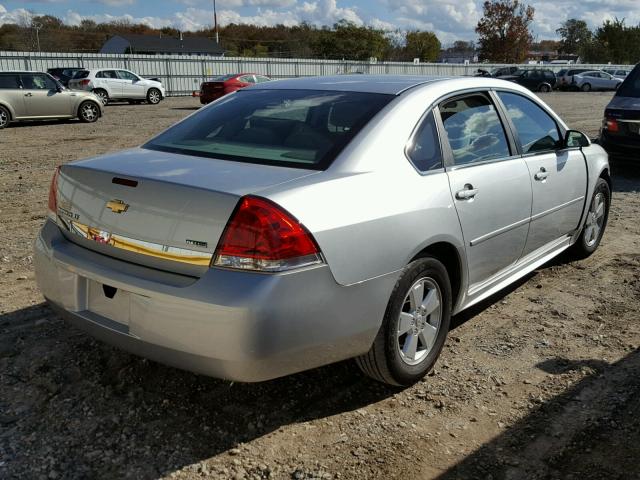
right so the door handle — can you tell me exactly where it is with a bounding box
[24,92,32,97]
[534,167,549,181]
[455,184,479,200]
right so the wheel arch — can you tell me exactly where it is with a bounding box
[599,167,612,195]
[410,241,464,311]
[0,101,15,121]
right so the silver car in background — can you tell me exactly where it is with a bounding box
[0,71,103,129]
[573,70,623,91]
[35,75,611,386]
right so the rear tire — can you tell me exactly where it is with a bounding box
[0,105,9,129]
[93,89,108,106]
[147,88,162,104]
[539,84,551,92]
[78,101,99,123]
[581,83,591,92]
[356,257,452,386]
[569,178,610,259]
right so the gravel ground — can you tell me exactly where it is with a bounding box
[1,92,639,480]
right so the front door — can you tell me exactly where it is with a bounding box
[20,73,73,117]
[117,70,145,98]
[438,92,532,290]
[496,91,588,256]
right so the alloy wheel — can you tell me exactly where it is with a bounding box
[397,277,443,365]
[584,192,606,247]
[81,103,98,121]
[148,90,161,104]
[0,109,8,128]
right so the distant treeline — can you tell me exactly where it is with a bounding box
[0,15,449,62]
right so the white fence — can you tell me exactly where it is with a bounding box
[0,51,631,96]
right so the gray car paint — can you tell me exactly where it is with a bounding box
[34,75,610,382]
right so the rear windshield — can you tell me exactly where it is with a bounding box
[616,64,640,98]
[143,89,393,170]
[212,74,238,81]
[72,70,90,79]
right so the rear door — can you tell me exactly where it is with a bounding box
[438,92,532,290]
[117,70,145,98]
[20,73,73,117]
[96,70,124,98]
[0,73,27,118]
[496,91,587,256]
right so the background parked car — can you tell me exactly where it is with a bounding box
[599,63,640,159]
[556,68,591,90]
[46,67,85,87]
[474,66,519,78]
[68,68,165,106]
[502,69,556,92]
[0,71,102,129]
[603,68,630,80]
[572,71,622,92]
[198,73,271,104]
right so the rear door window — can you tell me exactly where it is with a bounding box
[0,74,20,89]
[438,93,511,165]
[407,111,443,172]
[497,92,561,154]
[96,70,118,79]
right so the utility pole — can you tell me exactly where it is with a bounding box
[33,22,43,52]
[213,0,219,44]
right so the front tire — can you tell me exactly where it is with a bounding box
[569,178,610,259]
[539,84,551,92]
[0,105,9,129]
[581,83,592,92]
[78,101,99,123]
[356,257,452,386]
[147,88,162,104]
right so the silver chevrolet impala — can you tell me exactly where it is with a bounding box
[35,75,611,386]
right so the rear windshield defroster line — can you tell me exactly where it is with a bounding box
[143,89,394,170]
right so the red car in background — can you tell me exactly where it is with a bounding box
[196,73,271,104]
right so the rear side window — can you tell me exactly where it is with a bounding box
[144,89,393,170]
[407,111,443,172]
[96,70,118,79]
[0,74,20,89]
[616,64,640,98]
[497,92,560,153]
[439,93,511,165]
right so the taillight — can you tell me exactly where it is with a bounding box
[80,79,90,86]
[603,117,619,132]
[47,166,61,215]
[213,196,323,272]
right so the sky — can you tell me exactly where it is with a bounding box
[0,0,638,44]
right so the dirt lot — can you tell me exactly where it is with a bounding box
[1,92,639,480]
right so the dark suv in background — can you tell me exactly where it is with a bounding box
[46,67,84,87]
[502,69,557,92]
[599,63,640,159]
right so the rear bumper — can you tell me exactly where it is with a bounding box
[34,220,395,381]
[599,131,640,159]
[200,92,225,104]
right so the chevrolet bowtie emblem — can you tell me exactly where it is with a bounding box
[106,199,129,214]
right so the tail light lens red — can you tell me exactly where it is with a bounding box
[80,79,90,86]
[603,117,619,132]
[47,166,61,215]
[213,196,323,272]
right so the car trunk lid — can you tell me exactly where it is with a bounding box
[55,148,318,276]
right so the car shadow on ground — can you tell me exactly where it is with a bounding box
[170,106,200,111]
[436,348,640,479]
[0,303,399,478]
[7,119,79,128]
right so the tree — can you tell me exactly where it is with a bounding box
[404,31,441,62]
[475,0,534,63]
[556,19,591,56]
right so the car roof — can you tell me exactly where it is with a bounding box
[249,74,449,95]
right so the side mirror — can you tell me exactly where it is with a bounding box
[564,129,590,148]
